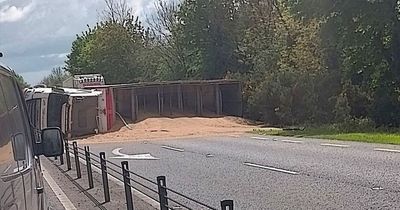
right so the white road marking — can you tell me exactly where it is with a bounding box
[227,134,239,138]
[161,145,184,152]
[281,140,303,144]
[320,143,350,148]
[110,148,159,160]
[251,137,270,140]
[3,165,11,173]
[70,153,160,209]
[13,166,24,173]
[42,166,77,210]
[243,162,299,175]
[374,148,400,153]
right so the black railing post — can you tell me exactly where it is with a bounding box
[157,176,168,210]
[100,152,110,203]
[122,161,134,210]
[221,200,234,210]
[65,141,71,170]
[84,146,94,189]
[60,135,65,165]
[60,155,64,165]
[72,142,81,179]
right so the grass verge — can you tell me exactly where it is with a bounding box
[253,128,400,145]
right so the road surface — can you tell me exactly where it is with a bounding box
[83,134,400,209]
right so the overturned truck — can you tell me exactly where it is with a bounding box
[24,79,242,138]
[24,87,111,138]
[91,79,243,122]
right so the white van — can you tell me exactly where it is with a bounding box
[0,65,64,210]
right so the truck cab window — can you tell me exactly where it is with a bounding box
[26,99,42,143]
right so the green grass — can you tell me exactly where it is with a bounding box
[253,128,400,145]
[314,133,400,144]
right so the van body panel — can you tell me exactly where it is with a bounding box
[0,66,44,210]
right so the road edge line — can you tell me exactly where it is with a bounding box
[42,165,77,210]
[374,148,400,153]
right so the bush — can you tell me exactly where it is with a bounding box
[333,118,376,133]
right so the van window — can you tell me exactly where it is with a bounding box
[0,83,15,176]
[0,74,30,176]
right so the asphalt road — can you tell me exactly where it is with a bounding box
[83,135,400,209]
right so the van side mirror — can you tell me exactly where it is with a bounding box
[12,133,27,161]
[41,127,64,157]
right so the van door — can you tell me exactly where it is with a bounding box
[0,73,28,209]
[0,71,37,210]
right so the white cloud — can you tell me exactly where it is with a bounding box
[129,0,156,18]
[40,52,68,59]
[0,2,34,23]
[0,0,162,85]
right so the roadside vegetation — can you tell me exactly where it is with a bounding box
[33,0,400,142]
[254,119,400,145]
[12,70,30,88]
[40,67,70,87]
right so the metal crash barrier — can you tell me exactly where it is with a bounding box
[60,141,234,210]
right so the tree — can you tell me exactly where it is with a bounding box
[11,70,30,88]
[65,0,155,84]
[154,0,244,80]
[237,1,328,125]
[191,0,241,79]
[329,0,400,126]
[64,0,400,127]
[102,0,133,24]
[148,0,191,80]
[40,67,70,87]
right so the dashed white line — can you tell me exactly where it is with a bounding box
[321,143,350,148]
[42,166,77,210]
[161,145,184,152]
[243,162,299,175]
[281,140,303,144]
[374,148,400,153]
[251,137,270,140]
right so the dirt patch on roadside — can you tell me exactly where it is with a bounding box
[0,142,13,164]
[77,117,259,144]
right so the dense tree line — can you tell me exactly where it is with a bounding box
[65,0,400,127]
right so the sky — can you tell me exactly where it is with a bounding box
[0,0,159,85]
